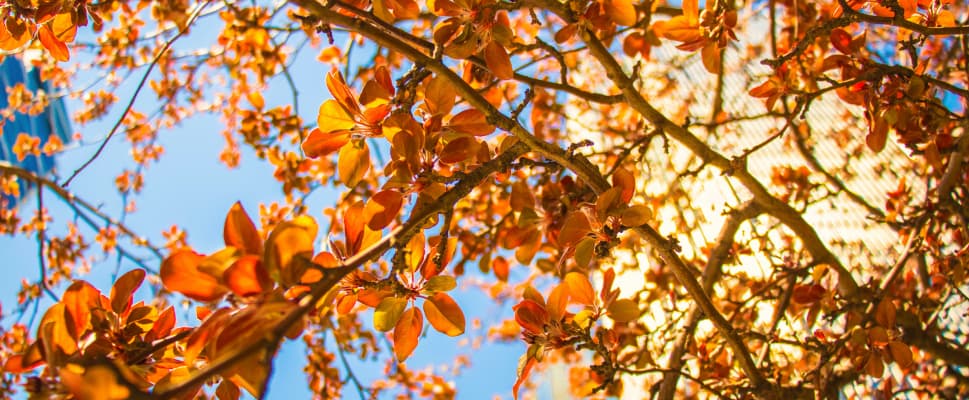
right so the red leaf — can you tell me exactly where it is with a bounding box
[830,28,853,54]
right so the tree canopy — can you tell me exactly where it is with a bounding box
[1,0,968,398]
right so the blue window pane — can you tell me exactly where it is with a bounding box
[0,56,72,208]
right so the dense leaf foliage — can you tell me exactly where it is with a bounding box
[1,0,969,398]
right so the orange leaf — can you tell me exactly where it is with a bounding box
[484,41,514,80]
[161,250,227,302]
[302,128,350,158]
[364,190,404,230]
[110,269,145,314]
[423,292,465,336]
[656,16,701,43]
[448,109,495,136]
[50,13,77,42]
[424,75,456,115]
[263,216,318,286]
[514,299,548,334]
[148,306,176,342]
[393,307,423,361]
[224,255,272,297]
[338,140,370,187]
[557,212,591,247]
[61,281,99,338]
[565,272,596,306]
[510,181,536,212]
[493,256,510,281]
[439,136,479,164]
[604,0,637,26]
[336,292,358,314]
[38,25,69,61]
[345,201,367,255]
[611,168,636,203]
[326,69,361,117]
[224,202,263,255]
[701,42,721,74]
[546,283,569,321]
[513,354,537,400]
[404,231,425,272]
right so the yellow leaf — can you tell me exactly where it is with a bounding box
[338,140,371,187]
[374,297,408,332]
[317,100,357,132]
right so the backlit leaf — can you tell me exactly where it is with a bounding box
[338,140,370,187]
[302,128,350,158]
[224,255,272,297]
[161,250,227,302]
[109,269,144,315]
[612,168,636,203]
[620,205,652,227]
[448,109,495,136]
[565,272,596,306]
[364,190,404,230]
[424,293,465,336]
[439,136,479,164]
[38,24,69,61]
[424,275,457,293]
[607,298,639,322]
[394,307,423,361]
[374,297,408,332]
[424,75,456,115]
[513,354,537,400]
[224,201,262,255]
[604,0,637,26]
[326,69,361,117]
[484,41,513,80]
[263,216,318,286]
[513,299,547,334]
[546,283,569,321]
[317,100,357,133]
[558,212,591,247]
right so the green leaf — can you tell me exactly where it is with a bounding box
[423,275,457,293]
